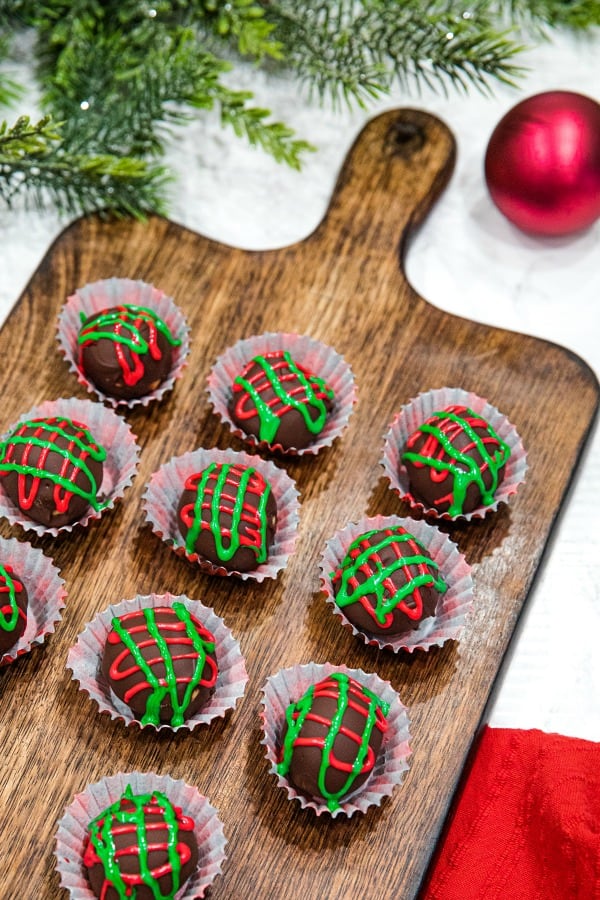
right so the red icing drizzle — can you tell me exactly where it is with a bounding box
[0,416,105,514]
[107,606,218,708]
[231,350,333,444]
[281,676,388,775]
[179,463,270,561]
[0,564,27,636]
[78,305,176,388]
[83,789,195,899]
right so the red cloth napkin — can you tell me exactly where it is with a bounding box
[422,725,600,900]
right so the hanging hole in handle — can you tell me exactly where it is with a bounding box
[386,117,426,158]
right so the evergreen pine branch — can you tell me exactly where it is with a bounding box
[255,4,389,108]
[17,0,282,60]
[37,22,228,158]
[263,2,525,106]
[492,0,600,31]
[0,34,24,108]
[0,73,22,109]
[34,16,311,170]
[177,0,284,59]
[0,1,37,27]
[0,114,169,217]
[365,5,526,95]
[0,0,598,222]
[214,86,315,167]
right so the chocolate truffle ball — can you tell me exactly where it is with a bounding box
[0,563,28,655]
[78,304,180,400]
[401,404,511,516]
[0,416,105,527]
[331,525,446,636]
[102,603,218,727]
[277,672,389,812]
[177,461,277,572]
[228,349,334,450]
[84,786,199,900]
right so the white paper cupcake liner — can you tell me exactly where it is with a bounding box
[0,397,140,536]
[381,387,527,521]
[55,771,227,899]
[57,277,190,408]
[67,592,248,732]
[0,535,67,666]
[260,662,411,818]
[207,332,357,456]
[142,446,300,582]
[319,515,473,653]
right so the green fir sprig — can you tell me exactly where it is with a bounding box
[494,0,600,32]
[0,35,22,107]
[195,0,284,58]
[265,2,526,107]
[0,114,168,216]
[0,0,598,218]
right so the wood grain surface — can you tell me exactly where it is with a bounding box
[1,109,598,899]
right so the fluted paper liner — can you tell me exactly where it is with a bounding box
[260,662,411,817]
[67,592,248,731]
[207,331,357,455]
[55,771,227,899]
[142,446,300,582]
[0,397,140,536]
[319,514,473,653]
[57,277,190,408]
[0,535,66,666]
[381,386,527,521]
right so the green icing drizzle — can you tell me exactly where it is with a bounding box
[78,304,181,352]
[277,672,390,812]
[183,462,271,564]
[332,527,447,625]
[110,602,216,727]
[0,563,20,633]
[401,406,511,516]
[86,785,182,900]
[234,350,334,443]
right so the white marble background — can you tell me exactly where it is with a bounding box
[1,29,599,739]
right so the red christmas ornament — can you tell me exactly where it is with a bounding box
[484,90,600,236]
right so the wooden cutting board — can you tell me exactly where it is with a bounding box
[1,109,598,899]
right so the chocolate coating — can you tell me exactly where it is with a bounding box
[0,416,105,527]
[102,605,218,726]
[278,672,389,811]
[401,404,510,515]
[0,564,28,655]
[177,461,277,572]
[78,305,176,400]
[331,525,445,636]
[84,788,198,900]
[228,349,334,450]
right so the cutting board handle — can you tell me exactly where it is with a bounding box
[307,109,457,262]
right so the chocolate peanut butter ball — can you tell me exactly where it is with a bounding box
[277,672,389,812]
[331,524,446,635]
[229,349,334,450]
[0,416,105,527]
[401,404,510,516]
[102,603,218,727]
[84,786,199,900]
[177,461,277,572]
[78,304,180,400]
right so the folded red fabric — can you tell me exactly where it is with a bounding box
[422,725,600,900]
